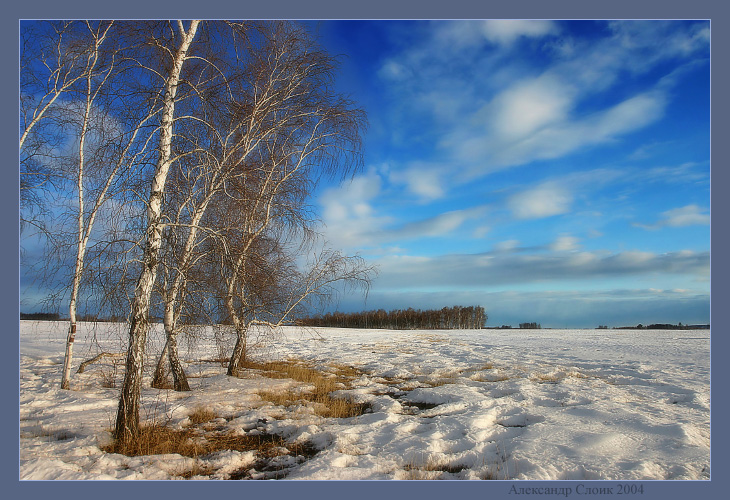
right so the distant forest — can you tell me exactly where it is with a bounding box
[614,323,710,330]
[297,305,487,330]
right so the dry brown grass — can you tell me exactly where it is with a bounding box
[102,424,314,460]
[326,362,363,379]
[474,373,512,382]
[188,406,218,425]
[244,358,370,419]
[401,454,467,479]
[177,462,215,478]
[257,387,370,419]
[240,359,329,383]
[530,372,563,384]
[423,377,458,387]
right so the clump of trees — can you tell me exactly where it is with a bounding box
[20,312,62,321]
[616,323,710,330]
[20,20,375,447]
[519,322,541,329]
[298,305,488,330]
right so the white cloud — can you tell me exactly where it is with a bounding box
[634,204,710,230]
[318,172,392,249]
[319,170,488,250]
[378,60,412,81]
[494,239,520,252]
[372,248,710,290]
[480,20,560,46]
[432,20,559,49]
[473,225,491,238]
[590,92,666,138]
[508,182,573,219]
[377,20,707,188]
[397,208,483,238]
[550,235,581,252]
[662,205,711,227]
[455,90,667,177]
[389,164,446,200]
[489,75,574,140]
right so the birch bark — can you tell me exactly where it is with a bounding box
[61,22,114,390]
[114,20,200,444]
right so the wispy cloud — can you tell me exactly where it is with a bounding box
[508,181,573,219]
[373,249,710,290]
[388,162,447,201]
[550,235,581,252]
[634,205,711,230]
[452,89,667,179]
[319,171,488,250]
[433,20,560,48]
[376,20,708,190]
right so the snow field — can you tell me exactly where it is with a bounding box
[19,321,710,480]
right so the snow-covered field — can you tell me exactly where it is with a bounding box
[19,320,710,480]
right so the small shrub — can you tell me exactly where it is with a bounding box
[99,360,121,388]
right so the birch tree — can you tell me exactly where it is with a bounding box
[21,21,163,389]
[150,21,367,390]
[114,20,201,444]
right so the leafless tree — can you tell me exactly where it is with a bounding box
[114,20,202,445]
[20,21,166,389]
[149,21,368,391]
[21,20,374,446]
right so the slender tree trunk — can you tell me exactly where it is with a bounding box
[60,22,114,390]
[61,69,91,391]
[155,202,211,390]
[227,325,247,376]
[114,21,200,445]
[151,338,170,388]
[161,303,190,391]
[167,332,190,391]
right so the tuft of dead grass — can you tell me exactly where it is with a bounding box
[530,372,563,384]
[188,406,218,425]
[423,377,458,387]
[242,358,371,419]
[401,454,467,479]
[257,387,370,419]
[102,423,315,461]
[474,373,511,382]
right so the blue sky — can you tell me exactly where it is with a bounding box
[307,20,710,327]
[19,19,711,328]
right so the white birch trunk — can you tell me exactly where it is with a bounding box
[156,203,209,390]
[60,23,114,390]
[114,21,200,444]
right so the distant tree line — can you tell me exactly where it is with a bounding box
[297,305,487,330]
[519,322,541,329]
[616,323,710,330]
[20,311,127,322]
[20,312,62,321]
